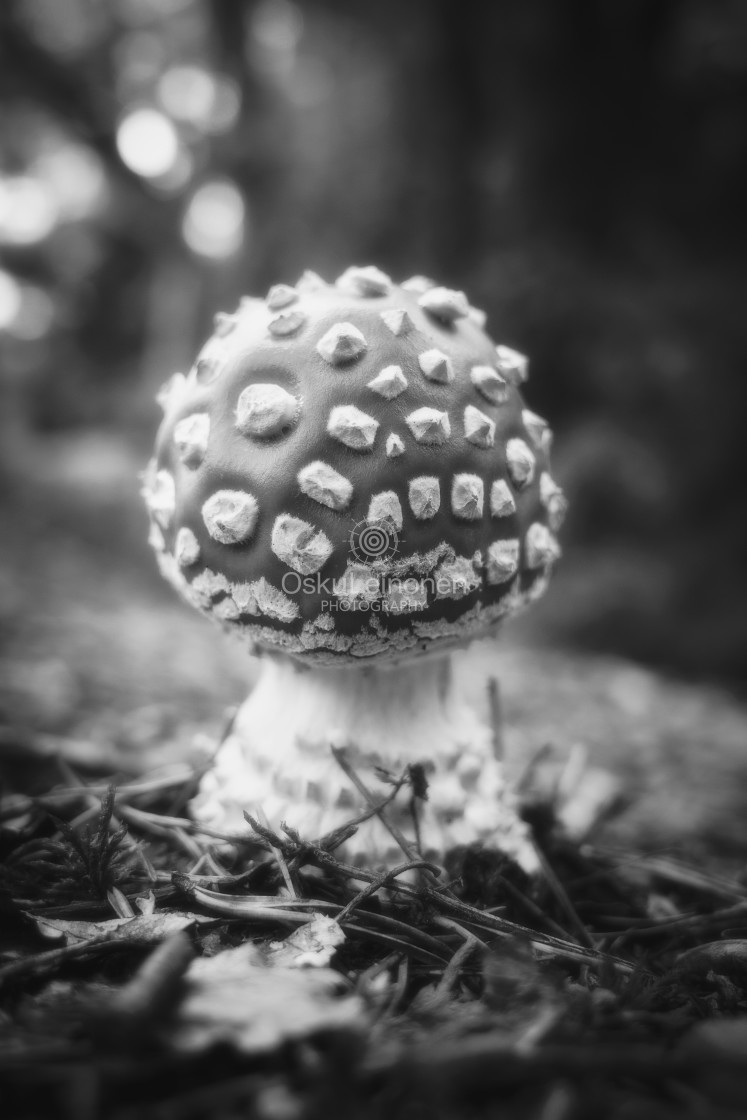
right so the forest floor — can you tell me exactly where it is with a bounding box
[2,478,747,1120]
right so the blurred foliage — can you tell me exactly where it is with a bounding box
[1,0,746,686]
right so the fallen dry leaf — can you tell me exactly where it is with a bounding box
[166,942,364,1054]
[33,911,198,946]
[135,891,157,916]
[267,915,346,968]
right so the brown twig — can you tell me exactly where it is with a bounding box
[531,841,595,948]
[434,917,485,994]
[330,746,435,877]
[337,860,442,923]
[487,677,504,761]
[117,805,204,860]
[258,808,298,898]
[429,893,635,973]
[485,873,577,943]
[0,769,197,823]
[310,772,412,853]
[609,901,747,943]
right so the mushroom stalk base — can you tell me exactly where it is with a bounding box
[191,654,537,872]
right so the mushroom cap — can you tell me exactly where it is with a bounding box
[143,268,565,664]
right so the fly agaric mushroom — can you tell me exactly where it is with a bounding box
[143,267,566,869]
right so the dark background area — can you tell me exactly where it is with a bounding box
[1,0,746,704]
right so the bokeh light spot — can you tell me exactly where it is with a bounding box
[159,66,214,123]
[9,285,56,341]
[182,180,246,259]
[115,31,166,91]
[0,177,59,246]
[248,0,303,81]
[0,270,23,331]
[116,108,180,180]
[34,143,108,222]
[21,0,104,57]
[118,0,196,23]
[158,67,241,134]
[250,0,303,52]
[209,77,241,133]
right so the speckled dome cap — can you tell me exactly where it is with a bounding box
[143,267,566,663]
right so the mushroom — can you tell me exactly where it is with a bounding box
[143,267,566,869]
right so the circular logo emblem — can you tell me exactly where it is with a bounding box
[349,518,400,564]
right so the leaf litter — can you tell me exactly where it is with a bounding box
[1,729,747,1119]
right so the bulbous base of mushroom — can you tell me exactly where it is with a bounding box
[191,653,538,873]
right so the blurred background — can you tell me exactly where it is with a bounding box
[1,0,747,750]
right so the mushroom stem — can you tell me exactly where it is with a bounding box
[191,653,537,872]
